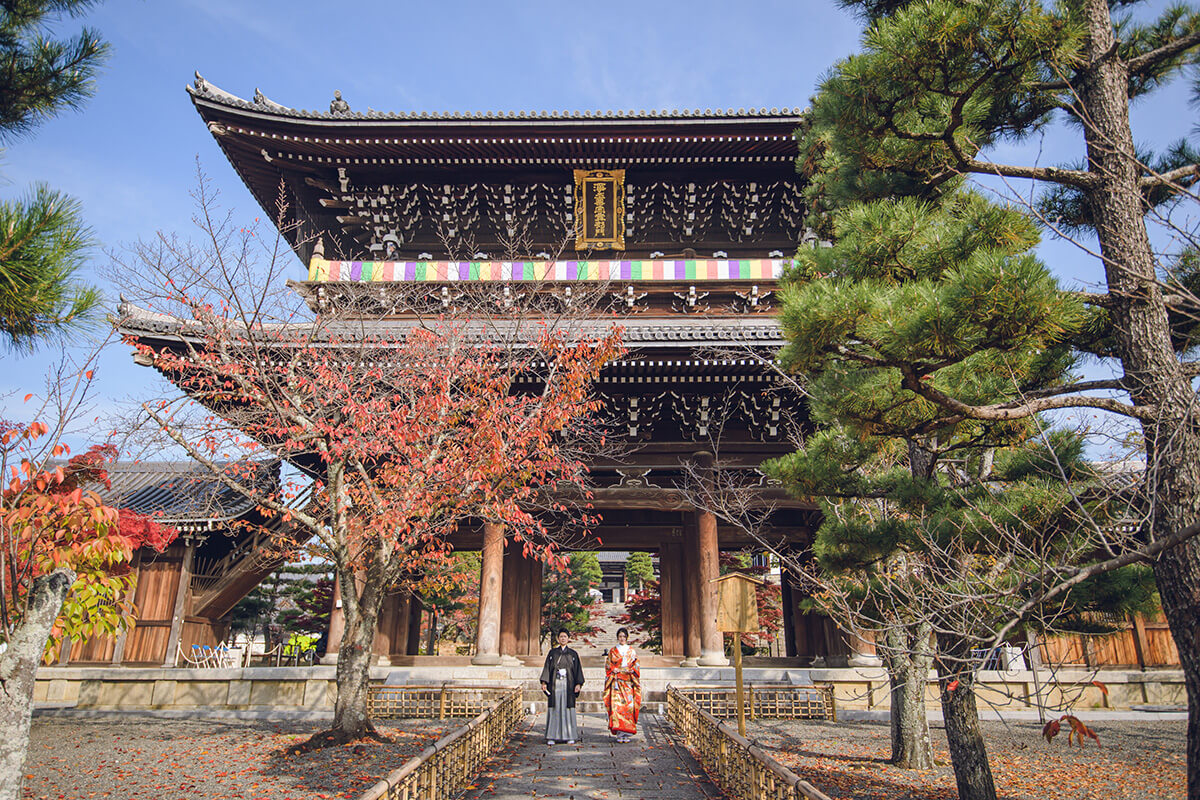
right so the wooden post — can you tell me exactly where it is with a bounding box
[473,522,504,665]
[716,572,761,738]
[1130,613,1149,670]
[733,641,745,736]
[162,541,195,667]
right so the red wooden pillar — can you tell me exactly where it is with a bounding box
[473,521,504,665]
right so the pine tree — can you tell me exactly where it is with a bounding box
[0,1,107,351]
[541,552,602,641]
[768,190,1157,795]
[624,551,653,591]
[791,1,1200,794]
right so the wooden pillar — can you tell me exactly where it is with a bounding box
[695,507,728,666]
[323,573,344,663]
[500,545,520,657]
[162,541,195,667]
[681,521,703,665]
[473,521,504,665]
[846,626,880,667]
[373,592,400,659]
[659,543,685,658]
[780,570,797,658]
[1130,613,1149,670]
[406,596,423,656]
[501,545,543,658]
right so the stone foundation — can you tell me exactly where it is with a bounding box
[33,664,1185,714]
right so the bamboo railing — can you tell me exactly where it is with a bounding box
[368,684,519,720]
[358,686,525,800]
[672,683,836,722]
[667,686,833,800]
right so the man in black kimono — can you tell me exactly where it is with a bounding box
[540,628,585,744]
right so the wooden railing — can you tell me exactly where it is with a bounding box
[667,686,833,800]
[358,686,524,800]
[673,683,836,722]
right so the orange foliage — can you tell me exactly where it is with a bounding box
[0,424,178,659]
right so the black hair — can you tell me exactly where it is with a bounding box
[616,627,629,639]
[556,628,569,638]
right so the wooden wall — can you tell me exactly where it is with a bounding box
[1039,613,1180,668]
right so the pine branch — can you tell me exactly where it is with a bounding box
[1126,29,1200,76]
[989,519,1200,648]
[1139,162,1200,190]
[962,157,1101,189]
[899,366,1151,421]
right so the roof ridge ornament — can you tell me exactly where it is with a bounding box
[330,90,350,115]
[189,71,245,105]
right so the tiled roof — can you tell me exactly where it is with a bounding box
[95,461,280,523]
[188,74,806,123]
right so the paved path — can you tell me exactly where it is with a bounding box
[460,711,723,799]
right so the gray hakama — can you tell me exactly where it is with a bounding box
[545,672,579,742]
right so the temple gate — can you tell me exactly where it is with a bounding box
[113,78,887,668]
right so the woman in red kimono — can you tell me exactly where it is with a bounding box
[604,627,641,743]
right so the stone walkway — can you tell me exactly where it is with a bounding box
[460,711,723,799]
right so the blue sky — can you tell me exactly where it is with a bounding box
[0,0,1193,454]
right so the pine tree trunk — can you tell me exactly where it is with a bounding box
[885,623,934,769]
[1077,3,1200,797]
[0,569,74,800]
[937,635,997,800]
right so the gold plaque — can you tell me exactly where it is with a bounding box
[574,169,625,251]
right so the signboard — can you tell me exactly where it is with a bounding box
[574,169,625,251]
[716,572,761,633]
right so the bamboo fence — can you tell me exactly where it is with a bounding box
[672,683,836,722]
[367,684,519,720]
[667,686,833,800]
[358,685,525,800]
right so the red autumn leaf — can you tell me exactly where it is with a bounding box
[1042,719,1060,743]
[1091,679,1108,697]
[947,679,959,692]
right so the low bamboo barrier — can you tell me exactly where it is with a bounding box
[673,683,836,722]
[367,684,518,720]
[667,686,833,800]
[358,686,524,800]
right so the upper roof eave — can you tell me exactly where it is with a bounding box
[187,76,808,130]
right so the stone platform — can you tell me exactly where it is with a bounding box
[33,662,1184,716]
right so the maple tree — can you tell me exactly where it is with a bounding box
[617,579,663,653]
[0,421,176,800]
[116,188,622,747]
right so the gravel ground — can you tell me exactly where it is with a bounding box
[750,717,1186,800]
[21,716,456,800]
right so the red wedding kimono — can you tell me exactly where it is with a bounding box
[603,644,642,735]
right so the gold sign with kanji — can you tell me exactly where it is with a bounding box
[574,169,625,251]
[716,573,762,633]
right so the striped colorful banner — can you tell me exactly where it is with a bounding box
[308,258,785,283]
